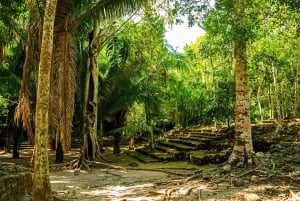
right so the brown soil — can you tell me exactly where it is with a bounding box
[1,145,300,201]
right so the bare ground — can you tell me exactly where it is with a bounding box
[1,146,300,201]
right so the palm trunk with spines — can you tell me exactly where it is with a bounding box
[49,0,76,153]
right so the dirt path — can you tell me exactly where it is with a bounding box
[1,147,300,201]
[49,150,300,201]
[50,166,300,201]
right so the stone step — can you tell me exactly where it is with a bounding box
[188,150,230,165]
[155,145,185,160]
[126,150,160,163]
[167,139,208,149]
[166,131,225,140]
[173,136,215,143]
[157,141,196,151]
[136,148,175,161]
[180,132,225,139]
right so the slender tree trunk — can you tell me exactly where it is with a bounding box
[145,102,154,150]
[228,0,256,168]
[272,61,282,133]
[111,110,127,154]
[99,119,104,152]
[257,76,265,121]
[268,85,274,119]
[0,44,4,64]
[293,65,299,118]
[32,0,57,200]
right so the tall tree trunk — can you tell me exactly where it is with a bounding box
[257,75,265,121]
[268,85,274,119]
[272,61,282,133]
[49,0,75,153]
[79,29,101,163]
[75,22,113,168]
[32,0,57,200]
[145,102,154,150]
[293,65,299,118]
[228,0,256,168]
[112,110,127,154]
[0,44,4,64]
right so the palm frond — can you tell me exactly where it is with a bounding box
[106,124,154,136]
[74,0,150,29]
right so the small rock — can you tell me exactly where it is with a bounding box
[222,164,231,173]
[244,193,261,201]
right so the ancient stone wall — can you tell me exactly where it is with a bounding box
[0,162,32,201]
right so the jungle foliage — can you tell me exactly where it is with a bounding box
[0,0,299,174]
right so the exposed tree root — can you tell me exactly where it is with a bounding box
[234,167,300,185]
[50,155,127,171]
[127,167,191,177]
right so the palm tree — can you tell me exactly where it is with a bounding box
[46,0,152,162]
[14,0,43,144]
[32,0,57,200]
[66,0,152,168]
[49,0,76,153]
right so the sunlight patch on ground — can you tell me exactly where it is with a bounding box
[50,175,70,184]
[80,183,164,200]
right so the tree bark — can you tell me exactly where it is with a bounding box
[145,102,155,150]
[228,0,256,168]
[268,85,274,119]
[272,61,283,133]
[293,64,298,118]
[80,28,101,162]
[49,0,76,153]
[0,44,4,64]
[32,0,57,200]
[257,68,265,121]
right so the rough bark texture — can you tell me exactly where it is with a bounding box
[228,0,256,168]
[79,29,101,163]
[268,86,274,119]
[272,62,283,133]
[0,44,4,63]
[33,0,57,200]
[257,63,265,121]
[49,0,75,153]
[293,66,299,118]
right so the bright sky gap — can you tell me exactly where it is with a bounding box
[164,24,205,52]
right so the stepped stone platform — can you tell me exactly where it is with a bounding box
[129,126,234,166]
[130,121,300,166]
